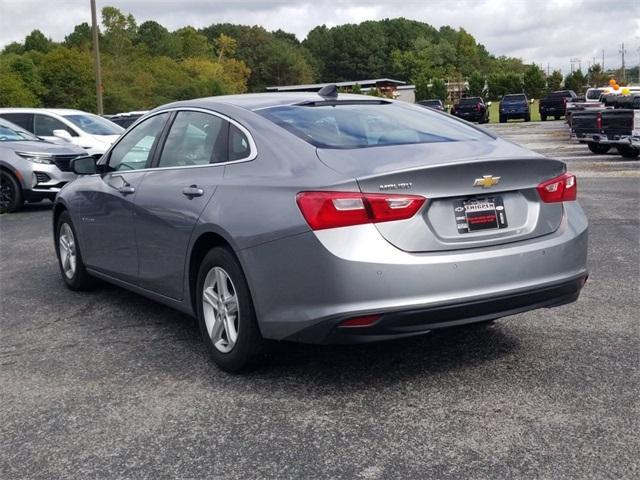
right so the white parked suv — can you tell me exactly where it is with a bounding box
[0,108,124,156]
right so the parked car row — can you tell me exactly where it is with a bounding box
[570,92,640,159]
[0,108,124,213]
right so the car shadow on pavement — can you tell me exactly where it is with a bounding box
[89,281,521,387]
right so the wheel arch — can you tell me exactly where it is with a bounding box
[187,230,254,318]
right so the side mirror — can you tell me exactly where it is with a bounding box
[486,101,492,106]
[71,156,97,175]
[53,129,73,142]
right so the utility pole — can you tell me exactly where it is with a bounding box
[570,58,580,73]
[90,0,103,115]
[547,63,550,76]
[619,43,626,83]
[602,49,605,72]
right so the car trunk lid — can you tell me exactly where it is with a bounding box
[316,140,566,252]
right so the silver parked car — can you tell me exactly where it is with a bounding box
[53,91,588,372]
[0,118,87,213]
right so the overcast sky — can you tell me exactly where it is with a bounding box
[1,0,639,75]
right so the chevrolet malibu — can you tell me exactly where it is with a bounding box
[53,90,588,372]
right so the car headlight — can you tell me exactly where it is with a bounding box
[16,152,55,164]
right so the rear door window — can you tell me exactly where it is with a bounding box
[0,113,34,132]
[34,114,76,137]
[228,124,251,161]
[158,111,227,168]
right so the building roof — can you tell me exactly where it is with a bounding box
[266,78,407,92]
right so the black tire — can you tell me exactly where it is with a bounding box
[617,145,640,159]
[587,143,611,154]
[541,115,547,121]
[55,211,95,290]
[0,170,24,214]
[196,247,268,373]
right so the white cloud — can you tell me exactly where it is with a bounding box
[1,0,639,75]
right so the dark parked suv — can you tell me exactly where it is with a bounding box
[450,97,490,123]
[499,94,530,122]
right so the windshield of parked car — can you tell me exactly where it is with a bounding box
[258,101,489,149]
[459,97,482,105]
[63,114,124,135]
[0,119,39,142]
[502,94,526,102]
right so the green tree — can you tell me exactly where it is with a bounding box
[587,64,608,87]
[39,47,95,110]
[215,34,237,62]
[564,70,587,94]
[431,78,447,102]
[136,21,180,57]
[547,70,563,92]
[351,83,362,94]
[523,64,546,99]
[175,27,211,58]
[24,30,52,53]
[0,71,40,107]
[2,42,24,55]
[468,71,485,97]
[487,72,522,100]
[65,23,92,49]
[101,6,137,56]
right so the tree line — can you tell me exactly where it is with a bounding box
[0,7,621,113]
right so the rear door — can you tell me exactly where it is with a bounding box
[133,109,243,300]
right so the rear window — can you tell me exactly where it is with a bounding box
[502,94,526,101]
[586,89,603,100]
[459,97,482,105]
[257,102,488,149]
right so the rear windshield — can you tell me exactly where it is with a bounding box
[257,102,489,149]
[550,91,572,98]
[459,97,482,105]
[63,114,124,135]
[586,89,603,100]
[502,94,526,101]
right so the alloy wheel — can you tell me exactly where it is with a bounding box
[58,223,77,279]
[202,267,240,353]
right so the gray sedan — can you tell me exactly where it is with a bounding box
[53,91,588,372]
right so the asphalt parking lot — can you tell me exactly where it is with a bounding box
[1,120,638,479]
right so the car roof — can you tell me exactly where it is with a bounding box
[153,92,387,113]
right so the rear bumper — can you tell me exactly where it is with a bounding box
[573,132,640,147]
[242,202,589,343]
[500,110,528,118]
[288,274,587,344]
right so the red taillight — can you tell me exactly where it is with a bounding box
[477,103,481,111]
[339,315,380,328]
[296,191,426,230]
[536,173,577,203]
[596,112,602,130]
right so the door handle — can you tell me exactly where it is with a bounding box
[182,185,204,197]
[118,186,136,195]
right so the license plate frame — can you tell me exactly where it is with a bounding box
[454,196,508,233]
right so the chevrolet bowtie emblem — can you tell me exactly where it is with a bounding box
[473,175,501,188]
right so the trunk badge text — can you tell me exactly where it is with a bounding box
[473,175,501,188]
[379,182,413,191]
